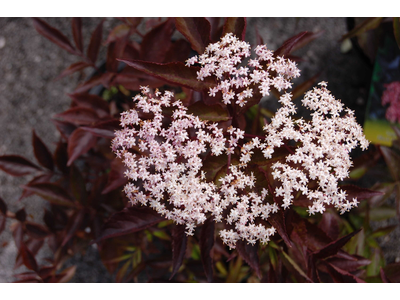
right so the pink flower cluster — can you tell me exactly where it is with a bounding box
[112,34,369,249]
[186,33,300,107]
[381,81,400,123]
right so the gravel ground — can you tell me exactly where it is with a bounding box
[0,17,398,282]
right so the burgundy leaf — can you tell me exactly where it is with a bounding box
[67,127,98,166]
[37,266,56,280]
[118,59,216,91]
[0,155,41,177]
[52,119,77,140]
[102,158,128,194]
[25,222,50,240]
[55,61,92,80]
[382,262,400,282]
[61,209,86,247]
[199,217,215,282]
[164,39,192,63]
[32,18,77,55]
[32,129,54,171]
[81,119,119,139]
[15,208,26,222]
[69,164,87,204]
[23,182,75,207]
[236,240,261,279]
[187,101,230,122]
[268,210,292,248]
[318,210,340,240]
[55,107,99,126]
[175,17,211,54]
[71,17,83,52]
[140,18,175,63]
[20,242,39,272]
[275,32,308,57]
[342,185,384,201]
[105,24,131,44]
[68,93,110,117]
[312,228,362,260]
[73,73,105,94]
[326,255,371,272]
[289,31,324,53]
[12,222,24,250]
[87,19,104,64]
[111,72,167,91]
[57,265,77,283]
[323,261,365,283]
[380,267,391,283]
[54,140,69,174]
[15,239,44,270]
[43,208,56,232]
[169,224,187,280]
[106,34,129,73]
[380,146,400,181]
[205,17,221,42]
[0,196,7,215]
[96,206,165,242]
[222,17,247,40]
[0,213,5,236]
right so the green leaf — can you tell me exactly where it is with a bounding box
[380,146,400,181]
[370,225,397,238]
[281,250,312,282]
[394,18,400,50]
[340,17,383,41]
[363,206,397,221]
[366,249,384,277]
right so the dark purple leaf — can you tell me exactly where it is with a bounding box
[71,17,83,52]
[15,239,44,270]
[96,206,165,242]
[87,19,104,64]
[43,208,56,232]
[25,222,50,240]
[382,262,400,282]
[169,224,187,280]
[106,34,130,73]
[54,140,69,173]
[20,242,38,272]
[0,197,6,235]
[55,61,92,80]
[15,208,26,222]
[69,164,87,204]
[32,129,54,171]
[175,17,211,54]
[380,267,391,283]
[37,266,55,280]
[380,146,400,181]
[199,217,214,282]
[236,240,261,279]
[312,228,362,260]
[73,73,105,94]
[52,119,77,140]
[119,59,216,91]
[322,260,365,283]
[318,210,340,240]
[222,17,247,41]
[205,17,221,42]
[0,196,7,215]
[57,265,77,283]
[12,222,24,250]
[105,24,131,44]
[187,101,230,122]
[67,127,98,166]
[326,255,371,272]
[394,18,400,50]
[342,184,384,201]
[18,174,52,202]
[23,182,75,207]
[111,72,167,91]
[275,32,308,57]
[164,39,192,63]
[61,209,86,247]
[289,31,324,53]
[32,18,77,55]
[268,210,292,248]
[340,17,383,42]
[102,158,128,194]
[81,118,119,139]
[68,93,110,117]
[0,155,41,177]
[55,107,99,126]
[292,72,321,100]
[140,18,175,63]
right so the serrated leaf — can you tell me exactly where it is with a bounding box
[340,17,383,42]
[71,17,83,52]
[105,24,131,44]
[140,18,175,63]
[25,222,50,240]
[187,101,230,122]
[87,19,103,63]
[394,18,400,50]
[32,129,54,171]
[32,18,77,55]
[170,224,187,280]
[96,206,165,242]
[119,59,216,91]
[312,228,361,260]
[23,182,75,207]
[236,240,261,279]
[275,32,308,57]
[199,217,215,282]
[0,155,41,177]
[102,158,128,194]
[175,17,211,54]
[222,17,247,41]
[55,107,99,126]
[67,128,98,166]
[55,61,92,81]
[68,93,110,117]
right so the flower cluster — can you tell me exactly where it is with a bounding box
[381,81,400,123]
[112,34,369,249]
[186,32,300,107]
